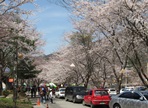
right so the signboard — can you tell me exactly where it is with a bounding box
[9,78,14,82]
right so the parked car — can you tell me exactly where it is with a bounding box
[125,86,135,91]
[107,88,117,96]
[120,86,134,93]
[82,88,111,108]
[65,86,86,103]
[109,91,148,108]
[134,86,147,91]
[120,88,128,94]
[55,88,65,98]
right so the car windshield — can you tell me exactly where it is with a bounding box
[126,88,134,91]
[74,87,86,93]
[60,88,65,91]
[95,90,108,96]
[110,89,116,91]
[144,95,148,100]
[135,87,147,91]
[122,88,133,91]
[141,92,148,100]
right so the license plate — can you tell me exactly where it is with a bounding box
[100,102,105,104]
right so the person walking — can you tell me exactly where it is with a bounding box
[26,85,30,96]
[46,86,50,100]
[31,84,37,98]
[39,88,44,103]
[39,86,47,104]
[49,89,53,103]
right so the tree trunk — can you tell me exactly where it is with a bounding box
[0,69,3,95]
[0,81,2,95]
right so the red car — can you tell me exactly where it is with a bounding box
[83,88,111,108]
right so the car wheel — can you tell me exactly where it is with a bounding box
[113,104,121,108]
[90,103,95,108]
[58,94,60,98]
[65,96,68,101]
[82,100,86,106]
[73,97,76,103]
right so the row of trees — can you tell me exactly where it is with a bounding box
[39,0,148,92]
[0,0,43,95]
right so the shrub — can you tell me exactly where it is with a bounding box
[0,98,14,108]
[0,98,33,108]
[2,90,10,97]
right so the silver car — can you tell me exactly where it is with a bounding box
[109,91,148,108]
[55,88,65,98]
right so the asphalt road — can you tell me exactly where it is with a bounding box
[45,98,109,108]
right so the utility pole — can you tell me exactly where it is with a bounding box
[0,64,2,95]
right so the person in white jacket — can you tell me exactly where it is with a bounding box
[49,90,53,103]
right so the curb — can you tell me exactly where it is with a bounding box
[33,104,45,108]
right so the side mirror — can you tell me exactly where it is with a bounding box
[139,97,144,101]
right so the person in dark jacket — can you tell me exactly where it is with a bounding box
[31,84,37,98]
[40,86,46,103]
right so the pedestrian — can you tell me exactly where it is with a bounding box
[40,86,46,104]
[37,86,40,95]
[39,88,44,103]
[31,84,37,98]
[26,85,30,96]
[49,89,53,103]
[46,86,50,100]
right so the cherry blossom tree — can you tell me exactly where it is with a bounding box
[70,0,148,89]
[0,0,44,95]
[41,48,71,85]
[36,0,148,90]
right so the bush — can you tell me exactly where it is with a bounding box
[2,90,10,97]
[8,90,13,94]
[0,98,14,108]
[0,98,33,108]
[19,91,26,97]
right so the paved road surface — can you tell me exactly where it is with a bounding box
[27,92,109,108]
[48,98,109,108]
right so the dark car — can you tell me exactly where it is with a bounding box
[134,86,147,91]
[83,88,111,108]
[109,91,148,108]
[65,86,86,103]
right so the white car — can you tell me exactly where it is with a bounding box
[55,88,65,98]
[107,88,117,96]
[120,87,134,93]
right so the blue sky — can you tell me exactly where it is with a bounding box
[24,0,73,55]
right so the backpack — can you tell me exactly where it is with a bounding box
[40,90,44,96]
